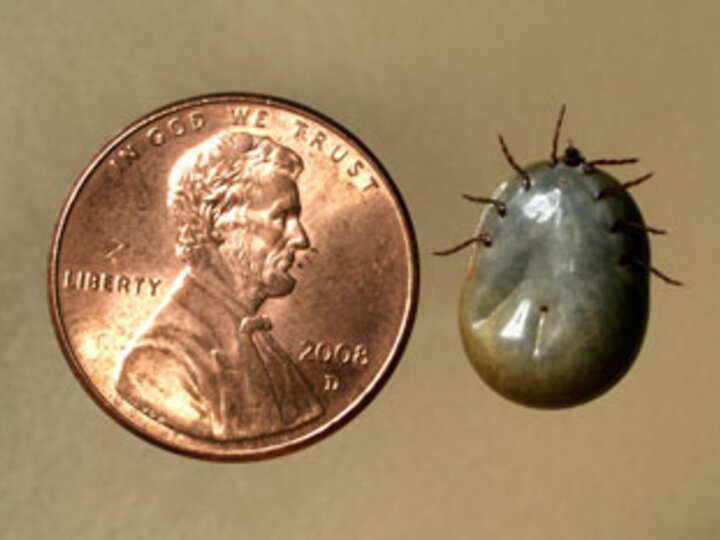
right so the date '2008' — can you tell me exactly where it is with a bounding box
[298,341,369,367]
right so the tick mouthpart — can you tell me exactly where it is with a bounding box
[562,145,586,167]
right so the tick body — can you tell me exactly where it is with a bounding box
[438,107,679,408]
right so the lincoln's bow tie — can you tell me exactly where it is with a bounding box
[239,315,272,334]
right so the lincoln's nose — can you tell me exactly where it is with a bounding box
[288,217,310,250]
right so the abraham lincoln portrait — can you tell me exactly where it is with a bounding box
[115,130,323,441]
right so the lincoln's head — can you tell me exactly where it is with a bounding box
[168,130,309,308]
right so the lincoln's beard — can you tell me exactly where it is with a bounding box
[216,233,297,306]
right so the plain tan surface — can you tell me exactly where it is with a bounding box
[1,1,718,539]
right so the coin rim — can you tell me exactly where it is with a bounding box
[47,92,420,461]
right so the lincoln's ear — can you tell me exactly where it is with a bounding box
[215,204,248,230]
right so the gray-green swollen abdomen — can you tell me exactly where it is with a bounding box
[460,162,650,408]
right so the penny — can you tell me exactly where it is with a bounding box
[48,94,418,460]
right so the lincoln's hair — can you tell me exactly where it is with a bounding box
[168,130,303,264]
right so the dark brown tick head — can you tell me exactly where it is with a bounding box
[562,145,586,167]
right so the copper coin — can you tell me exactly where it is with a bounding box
[48,94,418,460]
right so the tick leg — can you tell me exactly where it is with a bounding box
[461,194,507,216]
[597,172,653,200]
[433,233,493,256]
[550,104,567,167]
[586,157,640,168]
[619,255,683,286]
[498,134,531,190]
[610,219,668,235]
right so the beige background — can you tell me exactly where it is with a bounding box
[1,1,718,539]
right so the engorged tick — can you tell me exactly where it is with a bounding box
[435,106,681,408]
